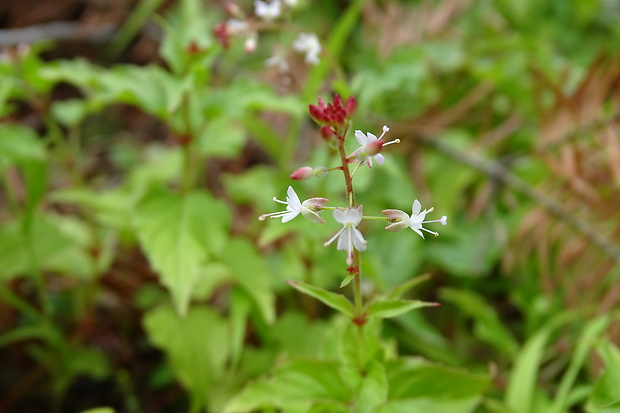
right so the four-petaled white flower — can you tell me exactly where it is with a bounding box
[324,206,367,265]
[254,0,282,20]
[382,199,447,238]
[292,32,322,65]
[259,186,329,223]
[349,126,399,168]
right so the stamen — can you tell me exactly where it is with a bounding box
[324,227,345,247]
[379,125,390,139]
[259,211,286,221]
[420,227,439,236]
[273,197,288,205]
[382,138,400,146]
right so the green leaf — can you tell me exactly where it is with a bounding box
[220,239,275,325]
[223,359,351,413]
[378,397,482,413]
[354,360,388,413]
[80,408,115,413]
[0,124,45,169]
[386,358,490,400]
[386,274,431,300]
[586,340,620,412]
[143,305,229,412]
[135,190,216,316]
[505,310,581,413]
[550,314,612,413]
[287,280,355,318]
[440,288,519,356]
[366,299,438,319]
[0,214,91,281]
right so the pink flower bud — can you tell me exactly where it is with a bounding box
[290,166,314,180]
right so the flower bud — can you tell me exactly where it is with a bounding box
[290,166,314,180]
[320,125,335,141]
[345,96,357,119]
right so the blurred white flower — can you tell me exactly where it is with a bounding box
[293,32,322,64]
[254,0,281,20]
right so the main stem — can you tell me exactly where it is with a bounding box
[337,131,364,321]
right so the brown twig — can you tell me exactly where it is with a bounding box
[417,134,620,265]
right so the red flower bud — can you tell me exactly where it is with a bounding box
[320,125,335,141]
[345,96,356,119]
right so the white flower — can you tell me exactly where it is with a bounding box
[324,206,367,265]
[382,199,447,238]
[292,32,322,65]
[259,186,329,223]
[254,0,281,20]
[349,126,399,168]
[283,0,297,7]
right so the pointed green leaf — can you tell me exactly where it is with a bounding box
[135,190,213,316]
[366,299,438,319]
[287,280,355,318]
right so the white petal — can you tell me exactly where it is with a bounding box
[374,153,385,165]
[412,199,421,215]
[281,209,300,223]
[366,132,378,143]
[332,208,346,223]
[349,206,363,226]
[351,228,367,251]
[337,228,351,251]
[355,130,369,145]
[412,228,425,239]
[286,186,301,209]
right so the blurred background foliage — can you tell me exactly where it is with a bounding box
[2,0,620,412]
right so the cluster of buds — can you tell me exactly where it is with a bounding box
[259,95,447,267]
[212,1,321,67]
[308,95,357,134]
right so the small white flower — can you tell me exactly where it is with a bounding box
[382,199,447,238]
[292,32,322,65]
[349,126,399,168]
[259,186,329,223]
[254,0,281,20]
[324,206,367,265]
